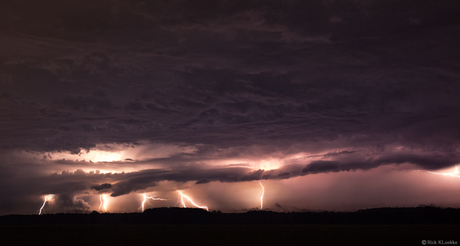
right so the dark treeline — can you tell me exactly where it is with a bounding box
[2,207,460,225]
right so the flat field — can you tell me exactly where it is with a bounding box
[1,224,459,246]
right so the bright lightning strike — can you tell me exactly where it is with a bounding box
[99,194,109,212]
[38,194,53,215]
[259,181,265,210]
[178,191,209,211]
[428,165,460,178]
[141,193,167,212]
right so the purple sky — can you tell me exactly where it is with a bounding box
[1,0,460,215]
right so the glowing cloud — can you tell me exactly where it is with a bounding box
[259,181,265,210]
[178,191,209,211]
[141,193,167,212]
[428,165,460,178]
[38,194,53,215]
[45,142,197,163]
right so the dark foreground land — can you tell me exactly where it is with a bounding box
[2,224,459,246]
[1,207,459,246]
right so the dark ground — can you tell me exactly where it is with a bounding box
[1,224,459,246]
[1,207,459,246]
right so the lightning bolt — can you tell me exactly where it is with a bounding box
[428,165,460,178]
[259,181,265,210]
[98,194,103,211]
[141,193,167,212]
[99,194,109,212]
[178,191,209,211]
[38,194,53,215]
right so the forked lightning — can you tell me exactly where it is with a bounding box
[259,181,265,210]
[141,193,167,212]
[38,194,53,215]
[99,194,109,212]
[178,191,209,211]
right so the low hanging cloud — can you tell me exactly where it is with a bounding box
[90,183,112,191]
[31,147,458,198]
[300,152,460,175]
[51,193,91,213]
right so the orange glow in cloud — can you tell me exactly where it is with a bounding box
[209,157,284,170]
[428,165,460,178]
[205,151,323,170]
[51,150,123,162]
[46,142,197,163]
[258,158,282,170]
[81,169,130,174]
[178,191,209,211]
[38,194,53,215]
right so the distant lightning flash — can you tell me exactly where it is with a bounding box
[102,194,108,212]
[38,194,53,215]
[259,181,265,210]
[428,165,460,178]
[99,194,109,212]
[141,193,167,212]
[178,191,209,211]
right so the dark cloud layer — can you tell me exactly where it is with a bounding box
[91,183,112,191]
[1,0,459,153]
[52,193,90,213]
[301,152,460,174]
[1,0,460,214]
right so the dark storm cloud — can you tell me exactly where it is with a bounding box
[1,0,459,153]
[301,161,340,174]
[107,167,256,196]
[301,152,460,174]
[53,193,90,213]
[91,183,112,191]
[195,179,211,184]
[110,175,159,197]
[323,151,358,157]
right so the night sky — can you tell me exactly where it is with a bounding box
[1,0,460,215]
